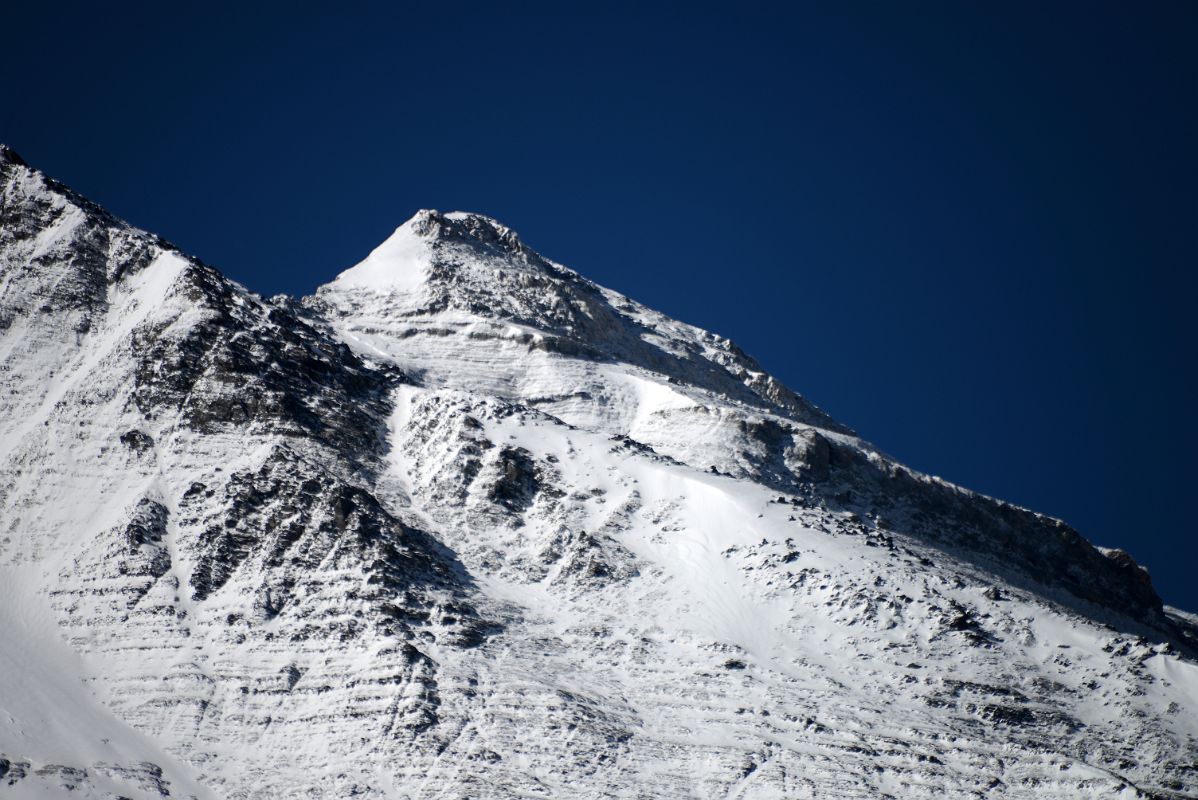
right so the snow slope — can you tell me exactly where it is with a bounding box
[2,145,1196,798]
[0,566,212,800]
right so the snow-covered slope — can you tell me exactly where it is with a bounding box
[2,144,1196,798]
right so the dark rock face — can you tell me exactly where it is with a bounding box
[807,437,1168,623]
[119,428,155,452]
[1,147,159,337]
[712,413,1167,626]
[545,528,640,587]
[790,429,832,482]
[182,444,472,628]
[118,499,172,590]
[47,497,173,624]
[0,756,29,785]
[487,446,540,512]
[659,405,1169,629]
[131,264,396,465]
[0,143,28,166]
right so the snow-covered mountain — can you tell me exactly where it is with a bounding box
[1,143,1195,799]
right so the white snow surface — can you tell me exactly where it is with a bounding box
[330,216,431,296]
[1,153,1197,800]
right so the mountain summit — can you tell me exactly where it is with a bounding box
[2,148,1196,799]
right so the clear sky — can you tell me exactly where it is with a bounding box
[3,2,1195,611]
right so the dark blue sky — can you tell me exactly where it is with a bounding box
[3,2,1195,610]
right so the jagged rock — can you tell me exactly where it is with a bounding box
[486,446,540,512]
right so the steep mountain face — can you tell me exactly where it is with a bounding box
[1,144,1195,799]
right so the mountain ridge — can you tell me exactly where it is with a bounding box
[2,144,1196,799]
